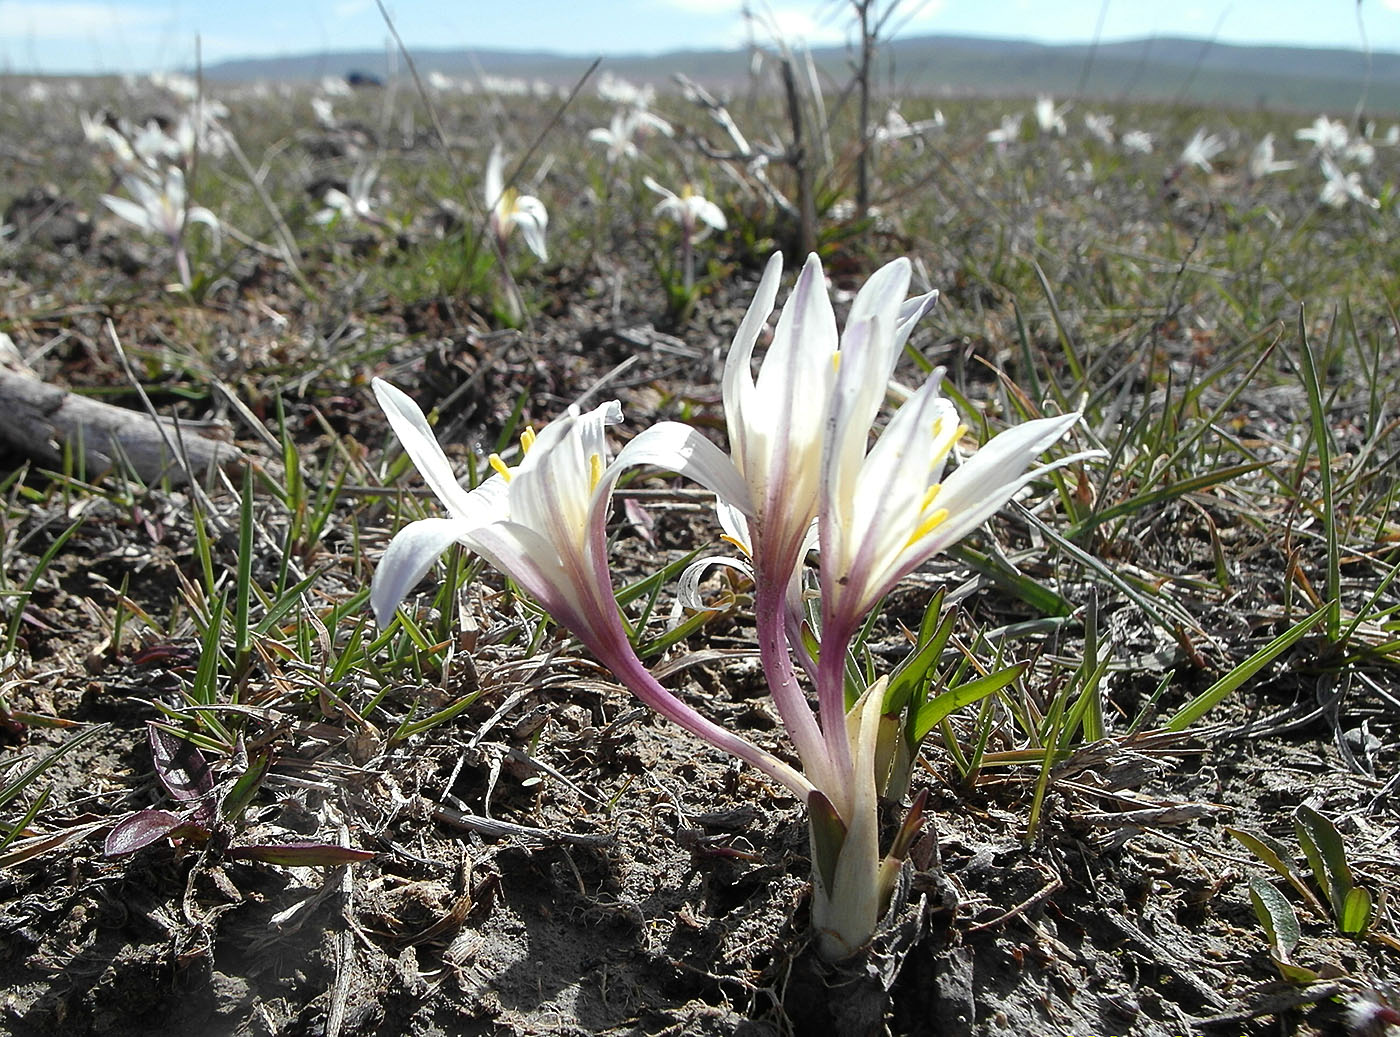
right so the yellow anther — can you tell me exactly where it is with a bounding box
[831,350,841,373]
[919,482,943,513]
[588,453,603,491]
[906,507,950,547]
[720,533,753,558]
[931,423,968,468]
[520,426,536,453]
[488,453,512,481]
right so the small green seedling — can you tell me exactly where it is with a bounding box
[1247,873,1317,983]
[1229,804,1375,981]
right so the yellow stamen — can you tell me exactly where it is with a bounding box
[906,507,949,547]
[588,452,603,491]
[919,482,943,513]
[520,426,536,453]
[931,423,969,469]
[720,533,752,558]
[831,350,841,373]
[488,453,512,481]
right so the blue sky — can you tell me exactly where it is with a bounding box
[2,1,1399,75]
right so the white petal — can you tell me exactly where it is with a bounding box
[917,412,1083,548]
[186,206,221,250]
[371,517,473,627]
[101,193,154,234]
[372,378,493,522]
[694,198,727,231]
[512,196,548,260]
[721,252,784,474]
[610,421,753,515]
[643,175,676,202]
[485,144,504,209]
[893,288,939,352]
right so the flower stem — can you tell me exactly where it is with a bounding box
[591,623,814,801]
[815,617,857,796]
[754,579,839,801]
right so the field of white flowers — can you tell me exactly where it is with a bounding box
[1,57,1398,1036]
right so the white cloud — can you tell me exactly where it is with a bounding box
[0,1,163,39]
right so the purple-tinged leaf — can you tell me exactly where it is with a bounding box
[886,788,930,864]
[226,843,376,867]
[147,723,214,804]
[104,808,189,857]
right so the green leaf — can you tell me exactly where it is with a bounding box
[1293,804,1356,926]
[946,544,1071,617]
[1340,885,1373,936]
[883,590,953,716]
[1296,317,1341,641]
[1165,604,1329,730]
[1226,827,1319,910]
[219,750,270,827]
[913,664,1024,743]
[1248,873,1301,956]
[807,789,847,900]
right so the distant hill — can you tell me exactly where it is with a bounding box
[199,34,1400,114]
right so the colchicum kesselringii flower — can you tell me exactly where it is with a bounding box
[370,379,811,800]
[485,144,548,262]
[371,253,1095,962]
[101,165,219,289]
[645,177,726,293]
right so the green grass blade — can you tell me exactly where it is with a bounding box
[1165,603,1329,731]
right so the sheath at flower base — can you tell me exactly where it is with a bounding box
[368,378,811,801]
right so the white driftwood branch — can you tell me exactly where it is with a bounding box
[0,333,244,484]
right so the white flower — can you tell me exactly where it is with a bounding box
[149,71,199,101]
[1343,138,1376,166]
[1179,129,1225,172]
[81,110,136,170]
[1296,114,1349,154]
[986,113,1023,147]
[587,107,670,166]
[313,164,385,226]
[311,96,337,130]
[131,119,193,168]
[369,379,809,798]
[319,75,353,98]
[820,374,1086,641]
[873,104,943,151]
[485,145,548,261]
[1120,129,1155,154]
[1319,155,1378,208]
[1249,134,1295,179]
[1033,95,1067,136]
[644,178,726,241]
[1083,112,1115,146]
[596,71,653,108]
[101,166,219,247]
